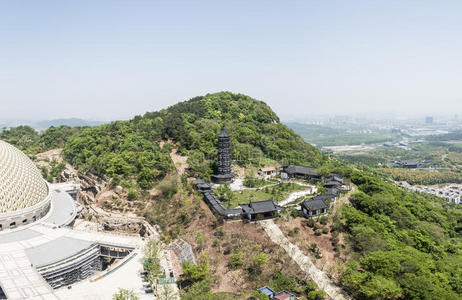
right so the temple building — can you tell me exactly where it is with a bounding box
[239,199,282,221]
[212,126,235,184]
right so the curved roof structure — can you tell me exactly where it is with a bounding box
[0,140,48,213]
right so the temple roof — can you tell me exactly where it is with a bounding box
[239,199,282,214]
[218,126,230,138]
[282,165,318,176]
[301,199,328,210]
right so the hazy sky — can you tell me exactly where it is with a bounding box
[1,1,462,121]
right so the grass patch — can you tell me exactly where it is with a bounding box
[224,183,308,208]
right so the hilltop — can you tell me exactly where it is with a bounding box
[62,92,324,187]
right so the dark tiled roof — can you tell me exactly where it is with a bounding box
[313,194,335,202]
[324,180,342,187]
[402,160,418,165]
[218,127,230,138]
[226,208,243,216]
[212,173,235,179]
[327,187,340,196]
[301,199,328,211]
[282,165,319,176]
[196,178,206,184]
[240,199,282,215]
[196,178,212,191]
[327,174,344,183]
[201,190,242,217]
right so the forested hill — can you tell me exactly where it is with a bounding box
[2,92,462,299]
[60,92,324,186]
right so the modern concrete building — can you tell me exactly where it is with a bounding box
[0,140,150,300]
[0,141,52,231]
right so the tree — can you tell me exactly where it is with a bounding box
[359,275,402,300]
[112,289,139,300]
[215,183,236,208]
[251,291,270,300]
[307,290,327,300]
[137,167,154,189]
[350,225,386,253]
[158,284,176,300]
[182,254,209,284]
[143,239,161,286]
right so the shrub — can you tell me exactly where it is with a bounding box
[331,236,339,247]
[158,179,178,197]
[178,212,192,225]
[182,254,209,283]
[252,253,268,266]
[307,219,316,227]
[195,233,204,249]
[271,271,297,293]
[310,243,318,251]
[307,290,327,300]
[305,280,318,292]
[288,227,300,237]
[229,252,244,269]
[249,252,268,274]
[127,188,138,201]
[290,208,300,218]
[215,227,226,237]
[111,175,121,187]
[319,216,328,225]
[322,227,329,234]
[251,291,270,300]
[315,229,323,236]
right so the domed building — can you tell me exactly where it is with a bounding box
[0,140,51,230]
[0,141,145,300]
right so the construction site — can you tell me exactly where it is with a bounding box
[0,141,179,300]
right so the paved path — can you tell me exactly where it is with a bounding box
[278,188,315,207]
[0,251,57,300]
[260,220,350,300]
[229,178,279,191]
[55,249,152,300]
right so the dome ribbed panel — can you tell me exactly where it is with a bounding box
[0,140,48,213]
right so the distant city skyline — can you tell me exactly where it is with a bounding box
[1,1,462,121]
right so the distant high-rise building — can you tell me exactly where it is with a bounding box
[425,116,434,124]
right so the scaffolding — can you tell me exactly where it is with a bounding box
[37,243,103,289]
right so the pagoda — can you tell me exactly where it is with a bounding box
[212,126,235,184]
